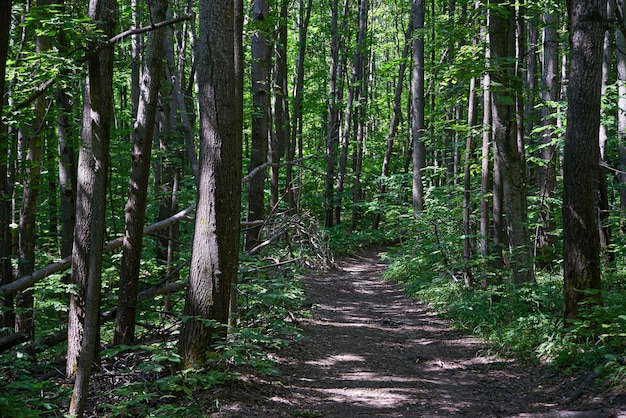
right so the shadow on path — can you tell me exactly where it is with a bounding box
[210,251,621,418]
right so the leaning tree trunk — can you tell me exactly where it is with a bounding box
[68,0,117,414]
[489,0,534,284]
[562,0,605,321]
[114,0,168,346]
[178,0,242,369]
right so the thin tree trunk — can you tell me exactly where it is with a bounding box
[350,0,369,231]
[598,0,615,262]
[412,0,426,215]
[373,24,411,230]
[0,0,14,332]
[535,4,560,269]
[115,0,168,346]
[618,4,626,232]
[325,0,340,228]
[246,0,270,250]
[289,0,313,212]
[462,73,478,288]
[69,0,117,413]
[271,0,289,210]
[16,0,49,342]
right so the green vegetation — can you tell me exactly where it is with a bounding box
[382,186,626,384]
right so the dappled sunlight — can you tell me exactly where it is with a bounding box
[305,353,366,366]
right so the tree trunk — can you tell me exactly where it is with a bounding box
[462,74,478,288]
[618,5,626,233]
[412,0,426,215]
[325,0,340,228]
[489,0,534,284]
[271,0,289,210]
[68,0,117,414]
[350,0,369,231]
[0,0,14,332]
[289,0,313,212]
[562,0,605,321]
[373,24,411,230]
[114,0,168,346]
[178,0,242,368]
[246,0,270,250]
[598,0,615,262]
[16,0,50,342]
[535,4,560,269]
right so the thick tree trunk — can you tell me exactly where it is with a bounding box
[489,0,534,284]
[412,0,426,215]
[562,0,606,320]
[68,0,117,413]
[246,0,270,250]
[114,0,168,346]
[178,0,242,368]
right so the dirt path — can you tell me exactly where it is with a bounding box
[208,251,624,418]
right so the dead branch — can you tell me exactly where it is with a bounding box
[245,229,288,256]
[0,204,196,298]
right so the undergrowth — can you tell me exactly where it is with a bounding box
[383,237,626,387]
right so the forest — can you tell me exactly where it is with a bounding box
[0,0,625,416]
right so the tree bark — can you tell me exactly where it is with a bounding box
[69,0,117,413]
[15,0,49,343]
[246,0,271,250]
[325,0,340,227]
[489,0,534,284]
[618,3,626,232]
[562,0,606,320]
[597,0,614,262]
[289,0,312,212]
[0,0,14,332]
[178,0,242,368]
[271,0,289,210]
[412,0,426,215]
[114,0,168,346]
[535,4,560,269]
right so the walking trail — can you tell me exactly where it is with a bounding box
[207,250,625,418]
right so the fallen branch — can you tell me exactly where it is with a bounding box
[245,229,288,256]
[0,204,196,298]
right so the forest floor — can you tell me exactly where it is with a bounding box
[202,249,626,418]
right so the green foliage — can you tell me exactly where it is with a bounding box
[0,353,71,417]
[384,238,626,384]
